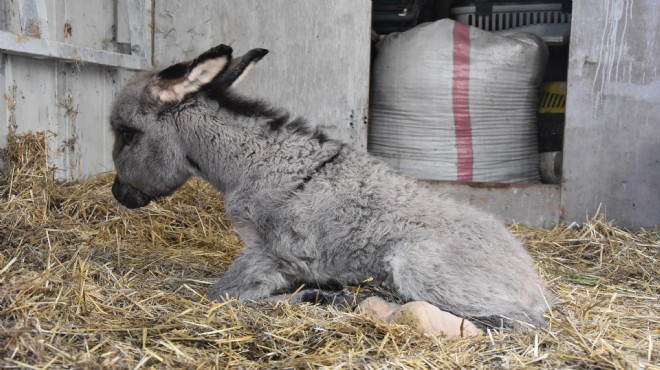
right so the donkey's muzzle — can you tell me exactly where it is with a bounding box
[112,177,153,209]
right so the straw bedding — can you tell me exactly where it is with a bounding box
[1,132,658,369]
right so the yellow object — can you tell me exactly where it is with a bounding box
[538,82,567,114]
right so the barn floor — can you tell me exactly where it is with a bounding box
[1,132,658,369]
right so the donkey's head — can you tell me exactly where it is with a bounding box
[110,44,268,208]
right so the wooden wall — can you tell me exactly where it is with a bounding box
[2,0,658,229]
[152,0,372,150]
[562,0,660,229]
[0,0,146,178]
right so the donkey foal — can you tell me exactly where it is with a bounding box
[110,44,553,329]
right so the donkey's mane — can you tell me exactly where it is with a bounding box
[206,90,329,144]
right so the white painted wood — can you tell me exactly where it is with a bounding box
[562,0,660,229]
[154,0,372,150]
[116,0,150,60]
[59,0,118,51]
[1,0,150,178]
[116,0,131,44]
[125,0,149,60]
[18,0,50,38]
[3,0,22,34]
[0,2,7,31]
[55,64,122,178]
[0,30,149,70]
[1,54,58,144]
[0,55,13,148]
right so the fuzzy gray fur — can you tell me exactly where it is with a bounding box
[110,45,553,328]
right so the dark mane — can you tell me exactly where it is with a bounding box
[206,90,329,144]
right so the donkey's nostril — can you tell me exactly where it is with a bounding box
[122,195,152,209]
[112,177,152,209]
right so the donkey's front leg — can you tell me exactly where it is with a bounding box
[206,245,288,301]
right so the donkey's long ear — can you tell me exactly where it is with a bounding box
[152,44,233,103]
[209,48,269,91]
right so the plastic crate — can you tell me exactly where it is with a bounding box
[450,1,571,45]
[372,0,423,34]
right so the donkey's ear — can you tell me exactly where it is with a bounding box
[210,48,269,90]
[152,44,233,103]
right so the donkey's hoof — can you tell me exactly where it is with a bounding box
[293,288,356,308]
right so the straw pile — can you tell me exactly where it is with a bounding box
[1,131,658,369]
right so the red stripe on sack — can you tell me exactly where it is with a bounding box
[452,22,474,181]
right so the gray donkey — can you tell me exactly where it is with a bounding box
[110,44,553,329]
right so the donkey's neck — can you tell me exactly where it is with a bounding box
[177,105,343,197]
[176,109,250,193]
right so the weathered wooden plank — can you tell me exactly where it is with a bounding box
[0,55,128,178]
[0,55,11,148]
[56,64,119,178]
[1,0,150,178]
[562,0,660,229]
[0,30,149,70]
[2,0,21,34]
[18,0,50,38]
[116,0,131,44]
[0,55,58,156]
[154,0,372,150]
[0,1,7,31]
[124,0,149,60]
[59,0,117,51]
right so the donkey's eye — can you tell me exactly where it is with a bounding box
[119,127,141,145]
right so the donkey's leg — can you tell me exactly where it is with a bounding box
[206,250,356,306]
[385,239,546,328]
[206,245,289,301]
[262,289,356,308]
[206,245,357,306]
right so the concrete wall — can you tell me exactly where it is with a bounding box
[153,0,372,150]
[427,181,561,228]
[562,0,660,229]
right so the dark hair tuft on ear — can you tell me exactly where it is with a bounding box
[157,63,189,80]
[189,44,233,71]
